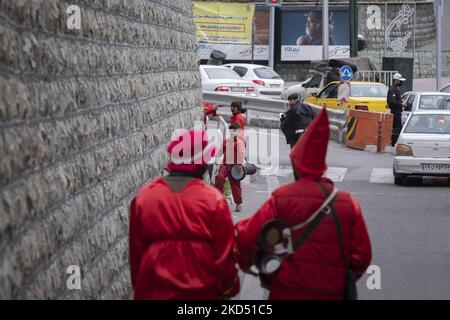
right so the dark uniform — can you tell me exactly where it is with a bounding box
[280,102,316,149]
[387,84,403,146]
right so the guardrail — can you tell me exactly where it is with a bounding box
[202,92,349,143]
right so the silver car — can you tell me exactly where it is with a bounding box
[393,110,450,185]
[401,92,450,124]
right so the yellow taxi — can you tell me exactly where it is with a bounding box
[304,81,388,112]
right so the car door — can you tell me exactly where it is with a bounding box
[305,82,333,105]
[316,83,339,109]
[402,94,416,125]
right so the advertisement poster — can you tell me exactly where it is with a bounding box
[194,2,254,44]
[194,2,269,60]
[281,9,350,61]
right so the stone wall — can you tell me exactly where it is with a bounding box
[0,0,202,299]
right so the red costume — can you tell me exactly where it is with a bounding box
[235,109,372,300]
[230,113,245,129]
[215,131,245,205]
[202,102,218,125]
[129,130,240,300]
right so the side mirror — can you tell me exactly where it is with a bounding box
[311,93,317,97]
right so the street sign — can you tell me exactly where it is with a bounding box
[338,81,351,104]
[340,65,353,82]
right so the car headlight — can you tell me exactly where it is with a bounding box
[396,144,413,156]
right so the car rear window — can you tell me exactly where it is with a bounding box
[405,114,450,134]
[205,68,241,80]
[254,68,282,80]
[418,95,448,109]
[350,84,388,97]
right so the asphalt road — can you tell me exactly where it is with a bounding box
[231,128,450,300]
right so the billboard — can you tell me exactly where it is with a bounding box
[194,2,269,60]
[280,8,350,61]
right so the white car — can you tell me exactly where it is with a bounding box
[199,65,257,96]
[281,71,324,101]
[440,83,450,93]
[393,110,450,185]
[222,63,284,98]
[400,92,450,125]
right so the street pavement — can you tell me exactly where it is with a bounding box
[231,127,450,300]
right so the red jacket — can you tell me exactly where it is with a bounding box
[219,132,245,165]
[129,177,240,300]
[235,177,372,300]
[230,113,245,129]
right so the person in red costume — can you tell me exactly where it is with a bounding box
[230,101,245,129]
[215,122,245,212]
[235,109,372,300]
[129,130,240,300]
[202,102,218,125]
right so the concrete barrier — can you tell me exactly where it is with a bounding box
[344,110,393,153]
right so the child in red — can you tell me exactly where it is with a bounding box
[215,122,245,212]
[230,101,245,129]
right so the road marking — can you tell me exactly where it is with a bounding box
[324,167,348,183]
[370,168,394,184]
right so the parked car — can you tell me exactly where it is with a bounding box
[400,92,450,125]
[304,81,388,112]
[199,65,258,96]
[281,71,324,101]
[440,83,450,93]
[222,63,284,98]
[393,110,450,185]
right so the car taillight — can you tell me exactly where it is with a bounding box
[246,87,256,93]
[215,87,230,92]
[355,105,369,111]
[253,79,265,86]
[396,144,413,156]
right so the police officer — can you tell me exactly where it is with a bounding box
[280,94,316,149]
[388,73,406,146]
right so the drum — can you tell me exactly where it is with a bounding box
[230,163,258,181]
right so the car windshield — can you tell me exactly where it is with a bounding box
[404,114,450,134]
[350,84,388,97]
[254,67,282,79]
[204,68,241,80]
[418,95,448,109]
[440,85,450,93]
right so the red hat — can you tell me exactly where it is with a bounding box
[167,130,216,172]
[290,108,329,180]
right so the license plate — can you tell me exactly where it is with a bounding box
[420,164,450,171]
[231,87,245,92]
[271,84,281,88]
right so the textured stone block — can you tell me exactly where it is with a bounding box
[0,0,201,299]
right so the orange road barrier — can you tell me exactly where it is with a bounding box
[344,110,393,153]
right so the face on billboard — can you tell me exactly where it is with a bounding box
[281,9,349,46]
[280,9,350,61]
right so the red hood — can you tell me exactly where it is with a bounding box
[290,108,330,180]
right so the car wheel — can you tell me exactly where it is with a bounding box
[394,176,405,185]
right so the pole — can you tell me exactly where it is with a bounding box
[350,0,358,57]
[322,0,329,59]
[269,6,275,68]
[436,0,443,91]
[251,18,256,64]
